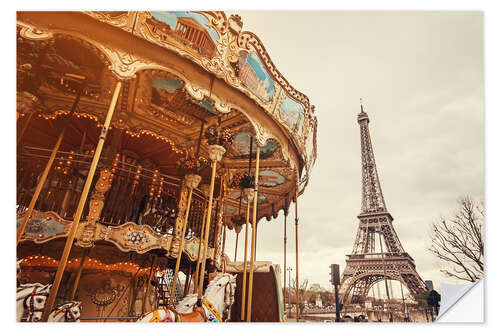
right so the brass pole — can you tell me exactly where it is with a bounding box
[170,186,194,304]
[246,145,260,322]
[240,199,251,321]
[69,248,90,300]
[197,159,217,302]
[16,90,82,245]
[193,205,207,294]
[283,205,287,316]
[41,81,122,322]
[295,185,299,323]
[222,224,227,273]
[234,233,239,262]
[141,255,157,316]
[184,265,193,297]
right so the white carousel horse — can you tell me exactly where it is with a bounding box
[138,273,236,322]
[48,301,82,322]
[17,283,82,322]
[17,283,52,322]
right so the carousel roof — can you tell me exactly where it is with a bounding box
[16,11,317,225]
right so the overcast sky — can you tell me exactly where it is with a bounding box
[223,11,484,294]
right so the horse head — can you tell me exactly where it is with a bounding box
[49,301,82,322]
[18,283,52,321]
[175,294,198,313]
[203,273,237,321]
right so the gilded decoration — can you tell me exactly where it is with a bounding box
[208,144,226,162]
[16,12,317,289]
[17,15,316,189]
[16,210,72,243]
[83,11,316,167]
[184,174,202,190]
[184,237,215,261]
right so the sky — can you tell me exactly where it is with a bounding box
[222,11,484,295]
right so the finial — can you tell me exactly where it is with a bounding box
[360,98,364,113]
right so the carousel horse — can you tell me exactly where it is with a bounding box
[47,301,82,322]
[16,283,52,322]
[17,281,82,322]
[138,273,236,323]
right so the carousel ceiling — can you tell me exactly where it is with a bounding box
[16,11,318,225]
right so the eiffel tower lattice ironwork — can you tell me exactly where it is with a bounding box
[339,102,427,305]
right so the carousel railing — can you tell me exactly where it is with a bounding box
[16,146,211,243]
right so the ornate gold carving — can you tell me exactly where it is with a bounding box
[208,144,226,162]
[99,45,153,80]
[169,182,189,256]
[17,21,53,40]
[16,210,72,243]
[83,11,136,32]
[243,188,255,203]
[77,169,114,248]
[184,174,202,190]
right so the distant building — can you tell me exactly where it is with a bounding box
[425,280,434,291]
[315,294,322,308]
[309,283,328,293]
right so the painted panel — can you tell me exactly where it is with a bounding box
[150,11,219,58]
[258,170,285,188]
[237,50,275,103]
[151,77,184,108]
[16,215,67,239]
[280,95,305,135]
[232,132,278,159]
[228,189,268,204]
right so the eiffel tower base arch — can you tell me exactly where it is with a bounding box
[339,257,426,305]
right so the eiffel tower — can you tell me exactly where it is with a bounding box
[339,102,427,305]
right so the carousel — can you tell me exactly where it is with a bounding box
[16,11,317,322]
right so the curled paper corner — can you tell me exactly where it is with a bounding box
[436,279,484,322]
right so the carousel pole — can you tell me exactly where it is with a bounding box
[196,144,225,304]
[295,183,300,323]
[193,204,207,293]
[222,224,227,273]
[169,173,201,304]
[283,199,288,317]
[16,86,83,245]
[234,233,239,262]
[246,145,261,322]
[240,137,253,321]
[41,80,122,322]
[69,248,90,300]
[169,121,203,304]
[141,255,157,316]
[240,198,251,321]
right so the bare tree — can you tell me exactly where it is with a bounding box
[429,196,484,282]
[289,279,310,315]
